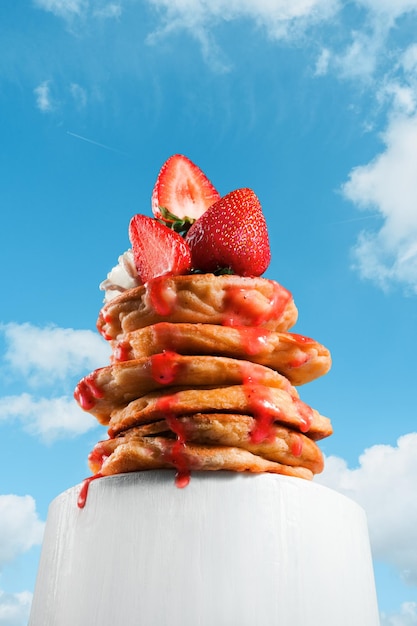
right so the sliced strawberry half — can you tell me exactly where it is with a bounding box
[129,214,192,284]
[185,188,271,277]
[152,154,220,228]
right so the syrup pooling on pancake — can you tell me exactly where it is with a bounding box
[75,154,333,501]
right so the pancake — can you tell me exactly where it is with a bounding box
[97,273,298,341]
[107,386,332,440]
[88,430,314,480]
[117,323,331,385]
[74,355,300,425]
[109,414,324,473]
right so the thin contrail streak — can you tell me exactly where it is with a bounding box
[66,131,129,156]
[333,214,381,224]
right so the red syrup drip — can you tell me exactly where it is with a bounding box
[235,326,269,356]
[290,434,303,457]
[286,334,314,368]
[153,322,181,352]
[294,398,313,433]
[288,333,315,344]
[97,311,114,341]
[222,282,291,327]
[157,396,191,488]
[240,362,277,444]
[288,352,310,369]
[150,351,180,385]
[112,341,132,362]
[88,443,109,473]
[74,372,104,410]
[77,473,103,509]
[146,275,177,317]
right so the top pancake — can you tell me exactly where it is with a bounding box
[97,273,298,341]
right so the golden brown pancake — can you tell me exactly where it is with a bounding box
[92,415,324,474]
[74,355,301,425]
[88,430,314,480]
[117,323,331,385]
[107,386,332,440]
[97,273,298,341]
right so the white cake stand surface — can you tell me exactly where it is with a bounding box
[29,472,380,626]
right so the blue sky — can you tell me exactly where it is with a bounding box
[1,0,417,623]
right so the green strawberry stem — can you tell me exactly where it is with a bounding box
[190,267,235,276]
[156,206,196,237]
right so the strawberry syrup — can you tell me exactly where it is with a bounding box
[112,341,132,363]
[235,326,269,355]
[239,362,277,443]
[146,276,177,317]
[156,395,191,488]
[77,473,104,509]
[74,372,104,410]
[294,398,313,433]
[150,351,180,385]
[290,434,303,457]
[97,311,114,340]
[223,282,291,327]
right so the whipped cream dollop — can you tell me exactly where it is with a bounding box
[100,250,140,302]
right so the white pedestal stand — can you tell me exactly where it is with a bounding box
[29,472,380,626]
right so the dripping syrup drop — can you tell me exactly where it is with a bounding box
[77,473,103,509]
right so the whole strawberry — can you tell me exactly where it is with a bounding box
[185,188,271,276]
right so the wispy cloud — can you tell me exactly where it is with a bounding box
[33,0,87,20]
[317,433,417,586]
[147,0,340,38]
[93,2,122,19]
[33,0,122,22]
[33,80,54,113]
[342,113,417,293]
[0,394,97,442]
[0,495,43,624]
[0,323,107,440]
[356,0,417,23]
[0,495,44,569]
[0,589,33,626]
[1,322,110,387]
[380,602,417,626]
[70,83,88,109]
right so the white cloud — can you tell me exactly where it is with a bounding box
[314,47,330,75]
[34,0,122,22]
[145,0,340,71]
[0,590,32,626]
[355,0,417,22]
[1,322,110,387]
[70,83,88,109]
[0,393,97,442]
[317,433,417,585]
[33,80,54,113]
[33,0,87,19]
[93,2,122,18]
[0,495,44,568]
[147,0,340,41]
[402,44,417,74]
[332,28,384,79]
[381,602,417,626]
[342,113,417,293]
[0,323,105,440]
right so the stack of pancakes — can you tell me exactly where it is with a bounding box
[75,273,332,484]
